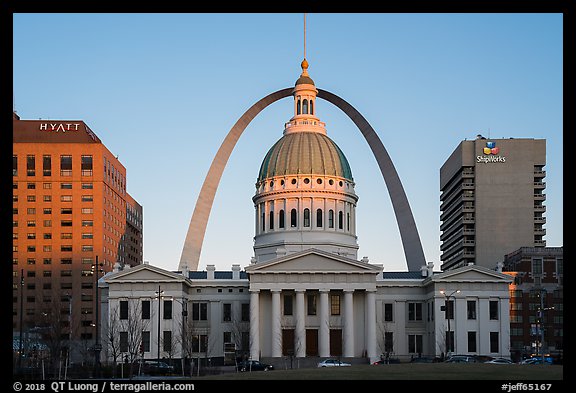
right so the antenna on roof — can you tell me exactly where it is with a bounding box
[303,13,307,60]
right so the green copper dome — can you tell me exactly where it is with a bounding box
[258,131,353,182]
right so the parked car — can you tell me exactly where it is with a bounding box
[484,358,513,364]
[444,355,478,363]
[410,356,441,363]
[519,357,552,365]
[372,358,400,365]
[317,359,351,367]
[236,360,274,372]
[139,360,175,375]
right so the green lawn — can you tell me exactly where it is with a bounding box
[198,363,563,380]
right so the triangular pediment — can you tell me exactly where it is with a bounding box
[245,249,381,274]
[430,264,513,283]
[105,264,186,283]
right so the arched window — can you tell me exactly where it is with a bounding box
[328,210,334,228]
[297,99,301,115]
[304,208,310,227]
[316,209,323,227]
[279,209,285,228]
[262,212,266,233]
[347,212,350,231]
[310,100,314,115]
[269,211,274,230]
[291,209,297,227]
[338,211,343,230]
[302,99,308,114]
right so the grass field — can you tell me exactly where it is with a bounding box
[198,363,563,380]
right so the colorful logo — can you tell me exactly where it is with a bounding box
[483,141,500,155]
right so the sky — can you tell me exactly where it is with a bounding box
[12,13,563,273]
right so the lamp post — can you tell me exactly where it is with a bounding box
[440,289,460,356]
[91,256,104,377]
[169,297,188,376]
[154,286,165,362]
[537,289,554,364]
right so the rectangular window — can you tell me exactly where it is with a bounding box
[43,270,52,277]
[307,294,317,315]
[43,155,51,176]
[489,301,499,320]
[27,245,36,252]
[43,195,51,202]
[490,332,499,353]
[467,300,477,320]
[61,183,72,189]
[81,155,93,176]
[445,300,454,320]
[82,233,94,239]
[61,233,73,239]
[192,302,208,321]
[163,331,172,352]
[82,208,93,214]
[61,220,72,227]
[532,257,543,275]
[27,195,36,202]
[60,270,72,277]
[408,302,422,321]
[27,155,35,176]
[82,195,93,202]
[384,332,394,353]
[27,233,36,239]
[43,258,52,265]
[61,195,72,202]
[27,208,36,214]
[241,303,250,322]
[81,258,93,265]
[60,258,72,265]
[223,332,232,346]
[61,208,73,214]
[163,300,173,319]
[142,331,151,352]
[142,300,151,319]
[27,183,36,189]
[26,220,36,227]
[446,331,455,353]
[43,208,52,214]
[222,303,232,322]
[82,183,93,189]
[119,301,128,320]
[82,220,93,227]
[43,219,52,227]
[408,334,423,354]
[43,245,51,252]
[330,294,341,315]
[467,331,477,352]
[43,182,51,189]
[61,245,73,252]
[119,332,129,352]
[283,294,293,316]
[60,155,72,176]
[82,245,93,252]
[13,155,17,176]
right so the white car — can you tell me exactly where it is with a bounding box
[317,359,351,367]
[484,358,513,364]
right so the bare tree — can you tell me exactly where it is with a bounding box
[118,298,150,378]
[104,304,122,376]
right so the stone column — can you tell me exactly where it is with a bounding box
[295,289,306,357]
[271,289,282,357]
[343,289,355,357]
[249,290,260,360]
[365,290,377,362]
[319,290,330,357]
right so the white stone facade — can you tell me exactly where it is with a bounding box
[100,258,512,364]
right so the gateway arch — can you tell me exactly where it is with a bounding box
[179,88,426,272]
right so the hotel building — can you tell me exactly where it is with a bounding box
[12,112,142,358]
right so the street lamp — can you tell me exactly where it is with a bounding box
[154,286,165,362]
[169,297,188,377]
[440,289,460,356]
[536,289,555,364]
[91,256,104,377]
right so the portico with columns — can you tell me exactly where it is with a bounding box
[245,248,381,362]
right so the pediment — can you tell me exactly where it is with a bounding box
[105,264,186,283]
[245,249,381,274]
[432,265,513,283]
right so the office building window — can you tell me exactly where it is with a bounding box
[43,155,51,176]
[408,334,423,354]
[27,155,35,176]
[119,301,128,320]
[283,294,293,316]
[192,302,208,321]
[81,155,93,176]
[142,300,150,319]
[468,331,477,352]
[490,332,499,353]
[489,301,499,320]
[384,303,394,322]
[223,303,232,322]
[60,155,72,176]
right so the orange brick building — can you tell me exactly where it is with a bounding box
[12,112,142,355]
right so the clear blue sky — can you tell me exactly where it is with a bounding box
[13,13,563,272]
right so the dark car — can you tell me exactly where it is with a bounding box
[372,358,401,365]
[139,360,175,375]
[445,355,478,363]
[410,356,441,363]
[236,360,274,372]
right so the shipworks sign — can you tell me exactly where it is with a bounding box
[477,141,506,163]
